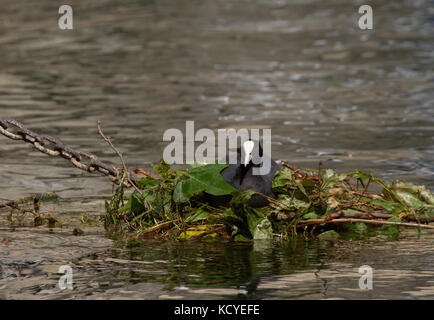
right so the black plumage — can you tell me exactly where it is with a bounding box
[219,141,279,207]
[221,162,278,196]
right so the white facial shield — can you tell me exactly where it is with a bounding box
[242,140,255,166]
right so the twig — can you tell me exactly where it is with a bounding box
[2,237,10,246]
[326,211,392,220]
[320,238,348,243]
[357,174,372,202]
[138,219,180,237]
[256,193,289,209]
[318,161,323,202]
[296,218,434,230]
[349,190,376,199]
[0,201,19,209]
[97,120,142,196]
[402,215,434,223]
[0,201,38,217]
[134,168,154,178]
[343,178,357,192]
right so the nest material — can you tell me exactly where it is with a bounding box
[105,160,434,242]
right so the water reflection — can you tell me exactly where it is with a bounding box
[1,228,434,299]
[78,233,434,299]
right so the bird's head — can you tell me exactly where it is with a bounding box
[242,139,263,167]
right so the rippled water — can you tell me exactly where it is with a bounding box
[0,0,433,299]
[2,231,434,299]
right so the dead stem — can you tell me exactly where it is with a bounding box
[296,218,434,230]
[97,120,144,198]
[137,219,181,238]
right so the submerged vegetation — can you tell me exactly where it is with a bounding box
[0,192,59,227]
[104,160,434,242]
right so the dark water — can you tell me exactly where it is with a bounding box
[2,231,434,299]
[0,0,433,299]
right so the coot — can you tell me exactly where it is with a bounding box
[219,140,280,207]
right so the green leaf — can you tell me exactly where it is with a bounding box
[271,167,314,200]
[152,158,172,179]
[388,216,402,223]
[130,192,147,214]
[389,181,434,208]
[185,207,210,223]
[188,161,209,169]
[422,206,434,218]
[136,177,160,189]
[377,216,401,239]
[233,234,252,242]
[370,199,404,215]
[318,230,340,240]
[352,170,371,182]
[276,194,311,210]
[341,222,368,237]
[230,190,273,240]
[250,216,273,240]
[376,178,409,210]
[119,191,148,215]
[173,164,238,203]
[105,171,127,226]
[321,169,347,190]
[178,225,219,241]
[294,180,309,198]
[302,211,318,220]
[354,222,368,235]
[272,167,293,192]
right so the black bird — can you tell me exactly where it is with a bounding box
[219,140,280,208]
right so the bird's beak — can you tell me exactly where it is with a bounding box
[243,140,254,166]
[244,153,251,166]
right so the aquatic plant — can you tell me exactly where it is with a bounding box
[105,159,434,242]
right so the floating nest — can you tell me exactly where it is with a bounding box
[2,120,432,241]
[105,160,434,242]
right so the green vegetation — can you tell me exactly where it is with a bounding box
[1,192,59,227]
[104,160,434,242]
